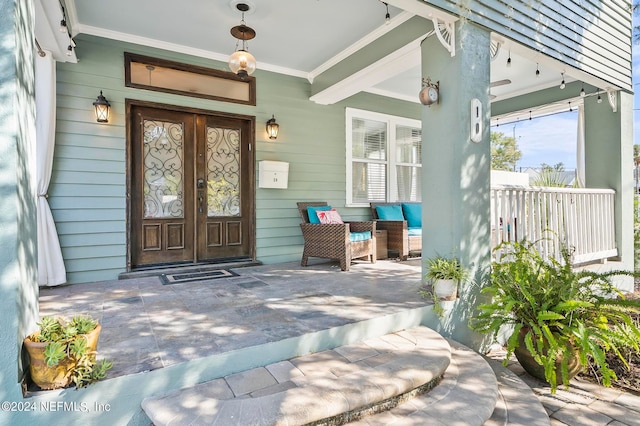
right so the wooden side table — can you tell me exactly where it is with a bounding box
[375,229,388,260]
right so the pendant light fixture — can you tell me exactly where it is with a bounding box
[535,63,540,78]
[559,72,565,89]
[229,3,256,78]
[506,50,511,67]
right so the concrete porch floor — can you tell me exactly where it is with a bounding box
[38,258,427,380]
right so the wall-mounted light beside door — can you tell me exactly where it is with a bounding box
[93,91,111,123]
[266,115,279,140]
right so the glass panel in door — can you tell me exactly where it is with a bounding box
[206,127,241,217]
[143,120,185,218]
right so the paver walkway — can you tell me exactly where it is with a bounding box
[487,348,640,426]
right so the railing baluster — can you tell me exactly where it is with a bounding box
[490,185,617,265]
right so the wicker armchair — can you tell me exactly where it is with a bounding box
[370,202,422,261]
[297,202,376,271]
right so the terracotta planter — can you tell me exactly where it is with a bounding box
[513,327,581,385]
[24,324,101,390]
[433,279,457,301]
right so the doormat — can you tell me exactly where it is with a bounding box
[160,269,238,285]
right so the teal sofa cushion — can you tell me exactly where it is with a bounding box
[376,205,404,221]
[350,231,372,242]
[307,205,332,224]
[402,203,422,228]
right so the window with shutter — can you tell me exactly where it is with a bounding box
[346,108,422,206]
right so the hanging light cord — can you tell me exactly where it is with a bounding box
[34,38,46,57]
[380,1,391,23]
[492,91,604,127]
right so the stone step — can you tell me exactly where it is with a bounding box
[141,326,550,426]
[483,356,550,426]
[347,339,499,425]
[141,326,452,426]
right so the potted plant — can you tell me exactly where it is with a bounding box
[23,315,112,390]
[470,239,640,393]
[424,255,469,301]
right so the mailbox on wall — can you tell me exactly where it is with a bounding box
[258,160,289,189]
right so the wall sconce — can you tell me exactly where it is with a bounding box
[93,91,111,123]
[266,115,279,140]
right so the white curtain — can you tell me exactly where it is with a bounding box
[576,105,586,188]
[36,52,66,286]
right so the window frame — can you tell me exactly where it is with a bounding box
[346,108,422,207]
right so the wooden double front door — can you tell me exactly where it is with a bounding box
[128,103,255,269]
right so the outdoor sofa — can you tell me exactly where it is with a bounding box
[370,202,422,260]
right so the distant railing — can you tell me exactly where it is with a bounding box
[491,185,617,264]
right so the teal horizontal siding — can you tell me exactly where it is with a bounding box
[51,208,124,222]
[59,233,125,247]
[56,221,124,234]
[431,0,632,91]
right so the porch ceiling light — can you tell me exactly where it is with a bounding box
[559,72,565,89]
[266,115,279,140]
[580,84,586,97]
[535,63,540,78]
[93,91,111,123]
[229,3,256,79]
[381,1,391,24]
[506,50,511,67]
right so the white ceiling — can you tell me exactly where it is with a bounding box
[36,0,592,104]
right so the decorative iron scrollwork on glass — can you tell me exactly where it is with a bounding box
[206,126,241,217]
[143,120,184,218]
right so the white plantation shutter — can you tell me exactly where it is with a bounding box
[347,109,421,205]
[395,125,422,202]
[351,118,387,203]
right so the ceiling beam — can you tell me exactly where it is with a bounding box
[309,35,426,105]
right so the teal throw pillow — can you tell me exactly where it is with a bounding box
[402,203,422,228]
[307,205,332,224]
[376,205,404,220]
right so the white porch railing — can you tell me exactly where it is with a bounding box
[490,185,617,264]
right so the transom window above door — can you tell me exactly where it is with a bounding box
[346,108,422,206]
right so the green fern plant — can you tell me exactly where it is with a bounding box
[424,256,469,281]
[470,239,640,393]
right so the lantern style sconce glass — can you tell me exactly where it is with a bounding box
[266,115,279,140]
[229,3,257,78]
[93,91,111,123]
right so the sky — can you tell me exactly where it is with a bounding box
[490,13,639,172]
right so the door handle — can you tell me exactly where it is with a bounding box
[198,191,204,214]
[197,178,205,189]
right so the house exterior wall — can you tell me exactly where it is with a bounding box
[52,34,421,283]
[430,0,632,92]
